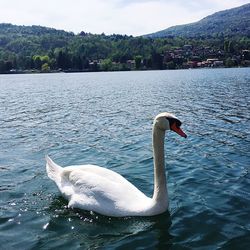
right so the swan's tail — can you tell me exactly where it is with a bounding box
[46,155,63,183]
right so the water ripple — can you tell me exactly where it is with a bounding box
[0,69,249,249]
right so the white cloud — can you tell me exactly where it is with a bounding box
[0,0,249,35]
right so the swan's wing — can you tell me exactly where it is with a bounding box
[59,165,150,216]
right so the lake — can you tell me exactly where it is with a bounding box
[0,68,249,249]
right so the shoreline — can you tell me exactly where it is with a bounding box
[0,65,249,75]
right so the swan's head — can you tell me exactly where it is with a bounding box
[154,112,187,138]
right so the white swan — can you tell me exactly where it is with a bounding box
[46,112,187,217]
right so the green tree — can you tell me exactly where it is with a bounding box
[166,61,176,69]
[225,57,236,67]
[224,40,229,52]
[151,51,163,70]
[41,55,50,64]
[134,55,142,70]
[33,55,42,70]
[100,58,112,71]
[72,55,83,70]
[41,63,50,72]
[0,60,4,73]
[56,50,71,70]
[228,41,234,53]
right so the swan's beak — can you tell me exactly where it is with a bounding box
[171,123,187,138]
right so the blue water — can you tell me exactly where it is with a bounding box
[0,68,249,249]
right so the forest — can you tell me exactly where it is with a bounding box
[0,23,250,73]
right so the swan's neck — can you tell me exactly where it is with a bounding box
[152,125,168,205]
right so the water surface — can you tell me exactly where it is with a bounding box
[0,68,249,249]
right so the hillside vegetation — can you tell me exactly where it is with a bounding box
[146,3,250,38]
[0,4,250,73]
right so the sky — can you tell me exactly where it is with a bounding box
[0,0,249,36]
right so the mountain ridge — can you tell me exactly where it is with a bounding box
[0,23,74,36]
[145,3,250,38]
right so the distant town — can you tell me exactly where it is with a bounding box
[162,44,250,69]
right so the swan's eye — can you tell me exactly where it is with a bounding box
[175,120,182,128]
[166,117,182,128]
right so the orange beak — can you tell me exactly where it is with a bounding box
[171,123,187,138]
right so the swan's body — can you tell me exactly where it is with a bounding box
[46,112,186,217]
[46,158,162,216]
